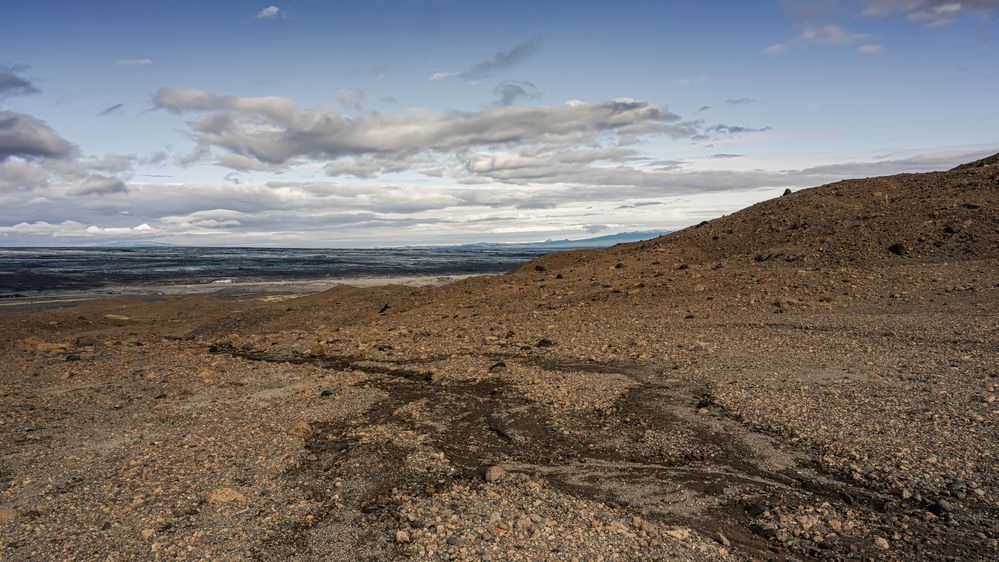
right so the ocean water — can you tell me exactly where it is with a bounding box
[0,247,552,297]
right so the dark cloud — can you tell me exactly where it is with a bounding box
[71,174,128,196]
[0,110,76,161]
[0,65,40,98]
[493,80,541,106]
[98,103,125,117]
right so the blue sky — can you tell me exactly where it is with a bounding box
[1,0,997,246]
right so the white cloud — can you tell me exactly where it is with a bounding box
[255,5,285,19]
[862,0,998,27]
[113,59,153,66]
[858,44,885,55]
[765,24,874,55]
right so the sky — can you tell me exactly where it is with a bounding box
[1,0,997,247]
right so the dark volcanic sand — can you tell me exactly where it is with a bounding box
[0,156,997,561]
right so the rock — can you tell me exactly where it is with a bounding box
[308,343,325,357]
[745,502,767,517]
[74,336,97,347]
[484,465,507,482]
[535,338,554,348]
[0,508,18,525]
[395,529,411,543]
[379,303,390,314]
[874,537,890,550]
[320,389,334,398]
[932,499,954,513]
[534,265,546,272]
[888,242,907,256]
[14,336,69,355]
[103,314,131,321]
[716,532,731,547]
[488,361,507,373]
[782,188,792,196]
[141,528,156,538]
[207,487,245,504]
[665,527,690,541]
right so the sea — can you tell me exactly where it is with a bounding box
[0,246,553,300]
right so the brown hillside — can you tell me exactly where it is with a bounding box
[524,154,999,273]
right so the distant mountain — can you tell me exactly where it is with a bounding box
[447,230,669,250]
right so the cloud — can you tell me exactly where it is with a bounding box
[152,87,700,168]
[708,153,744,159]
[98,103,125,117]
[493,80,541,106]
[70,174,128,196]
[861,0,999,27]
[0,157,48,192]
[114,58,153,66]
[429,38,542,81]
[337,88,366,112]
[0,110,77,161]
[765,24,873,54]
[0,65,40,98]
[255,5,285,19]
[4,146,996,246]
[725,97,758,105]
[857,44,885,55]
[696,105,710,112]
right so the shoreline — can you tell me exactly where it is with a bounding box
[0,273,481,309]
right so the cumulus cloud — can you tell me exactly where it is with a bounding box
[0,65,40,98]
[255,5,285,19]
[861,0,999,27]
[429,38,542,81]
[765,24,873,54]
[493,80,541,106]
[152,87,701,166]
[114,58,153,66]
[0,110,77,161]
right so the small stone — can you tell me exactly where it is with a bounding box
[782,188,792,196]
[484,466,507,482]
[874,537,890,550]
[716,532,731,547]
[141,528,155,538]
[396,529,411,543]
[207,487,245,504]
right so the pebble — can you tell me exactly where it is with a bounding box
[484,465,507,482]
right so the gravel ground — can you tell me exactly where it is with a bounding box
[1,157,997,560]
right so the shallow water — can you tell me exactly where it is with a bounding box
[0,247,551,297]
